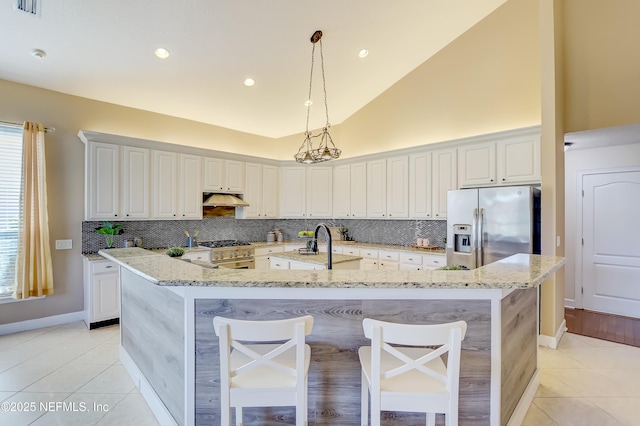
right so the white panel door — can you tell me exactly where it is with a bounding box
[88,142,119,220]
[242,162,262,218]
[582,170,640,318]
[431,148,457,219]
[332,164,351,218]
[306,166,332,218]
[261,165,279,218]
[386,156,408,218]
[409,152,432,218]
[350,162,367,218]
[280,167,306,218]
[178,154,202,219]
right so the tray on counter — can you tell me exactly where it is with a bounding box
[409,244,441,251]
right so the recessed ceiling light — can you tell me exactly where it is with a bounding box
[244,78,255,87]
[304,99,313,107]
[155,48,170,59]
[31,49,46,59]
[358,49,369,58]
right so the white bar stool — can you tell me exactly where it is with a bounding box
[358,318,467,426]
[213,315,314,426]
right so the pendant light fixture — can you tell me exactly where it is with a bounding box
[294,30,341,164]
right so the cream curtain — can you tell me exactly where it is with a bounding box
[13,122,54,299]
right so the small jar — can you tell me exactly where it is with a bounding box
[267,231,276,243]
[276,232,283,243]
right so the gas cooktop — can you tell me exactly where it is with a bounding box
[198,240,252,249]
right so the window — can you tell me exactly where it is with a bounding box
[0,124,23,297]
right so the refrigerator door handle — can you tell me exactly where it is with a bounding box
[472,208,479,268]
[479,208,485,266]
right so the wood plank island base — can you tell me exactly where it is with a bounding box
[98,248,564,426]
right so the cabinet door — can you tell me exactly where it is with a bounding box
[332,164,351,218]
[280,167,306,218]
[409,152,433,218]
[87,142,119,220]
[122,146,150,219]
[458,142,496,187]
[178,154,202,219]
[225,160,245,192]
[306,166,332,218]
[350,162,367,218]
[261,165,279,218]
[242,162,262,218]
[497,136,541,184]
[203,157,225,191]
[386,156,408,218]
[153,150,178,219]
[91,272,120,322]
[432,148,457,219]
[360,258,379,270]
[367,159,387,218]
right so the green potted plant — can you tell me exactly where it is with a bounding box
[95,221,123,248]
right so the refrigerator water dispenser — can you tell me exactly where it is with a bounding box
[453,224,472,254]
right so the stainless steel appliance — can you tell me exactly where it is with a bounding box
[446,185,540,269]
[198,240,255,269]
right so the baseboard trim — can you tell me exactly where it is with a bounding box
[0,311,85,336]
[538,319,567,349]
[120,346,178,426]
[564,298,576,309]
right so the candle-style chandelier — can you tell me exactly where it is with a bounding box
[294,30,341,164]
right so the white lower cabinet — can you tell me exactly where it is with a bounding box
[399,252,423,271]
[378,250,400,270]
[181,250,211,262]
[255,246,285,271]
[83,258,120,329]
[422,254,445,270]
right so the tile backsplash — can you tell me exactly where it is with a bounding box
[82,218,446,253]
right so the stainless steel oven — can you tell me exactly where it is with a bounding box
[198,240,255,269]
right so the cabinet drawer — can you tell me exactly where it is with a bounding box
[423,255,445,268]
[343,247,360,256]
[399,263,422,271]
[255,246,285,256]
[399,253,422,265]
[91,261,117,274]
[331,246,344,254]
[378,250,399,262]
[270,259,290,269]
[181,250,211,261]
[360,249,379,259]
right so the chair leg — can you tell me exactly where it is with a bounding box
[221,394,230,426]
[235,406,243,426]
[361,370,368,426]
[296,378,306,426]
[426,412,435,426]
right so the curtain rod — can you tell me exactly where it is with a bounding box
[0,120,55,133]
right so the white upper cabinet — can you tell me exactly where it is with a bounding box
[152,150,178,219]
[121,146,150,219]
[238,163,279,219]
[280,166,332,218]
[203,157,245,193]
[458,134,541,188]
[86,141,120,220]
[431,148,457,219]
[366,159,387,218]
[306,166,332,218]
[497,135,541,184]
[458,142,496,187]
[280,166,307,218]
[178,154,202,219]
[409,152,433,218]
[386,156,409,218]
[333,162,367,219]
[367,157,408,219]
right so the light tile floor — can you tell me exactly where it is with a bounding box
[523,332,640,426]
[0,323,638,425]
[0,322,158,426]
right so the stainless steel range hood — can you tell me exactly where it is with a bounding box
[202,193,249,207]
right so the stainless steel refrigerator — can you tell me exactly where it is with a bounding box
[446,185,540,269]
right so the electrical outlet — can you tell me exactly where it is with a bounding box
[55,239,72,250]
[556,236,561,247]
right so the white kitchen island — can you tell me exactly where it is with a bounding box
[99,248,564,426]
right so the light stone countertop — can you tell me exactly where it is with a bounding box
[98,247,565,290]
[250,241,446,255]
[269,250,362,265]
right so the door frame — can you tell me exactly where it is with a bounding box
[574,165,640,310]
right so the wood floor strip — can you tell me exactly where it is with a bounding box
[565,308,640,347]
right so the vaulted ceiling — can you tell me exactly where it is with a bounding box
[0,0,507,138]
